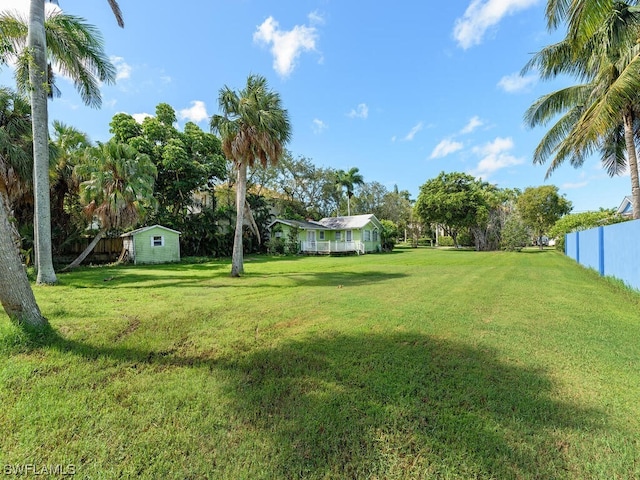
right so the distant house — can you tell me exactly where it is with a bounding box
[121,225,181,265]
[617,195,633,218]
[268,214,383,254]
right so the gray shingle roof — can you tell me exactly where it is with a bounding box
[317,214,379,229]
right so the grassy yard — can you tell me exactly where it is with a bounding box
[1,247,639,479]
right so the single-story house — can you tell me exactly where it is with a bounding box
[617,195,633,218]
[121,225,181,265]
[268,214,383,254]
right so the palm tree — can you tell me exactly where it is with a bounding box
[50,120,90,251]
[0,87,47,327]
[525,1,640,218]
[65,140,157,270]
[210,74,291,277]
[335,167,364,216]
[19,0,123,284]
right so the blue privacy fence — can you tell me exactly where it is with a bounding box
[565,219,640,291]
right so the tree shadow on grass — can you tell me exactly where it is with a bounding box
[13,325,611,479]
[57,269,408,290]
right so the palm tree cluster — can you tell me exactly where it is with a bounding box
[525,0,640,219]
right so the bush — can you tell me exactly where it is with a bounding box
[380,219,399,252]
[266,237,285,254]
[501,215,529,251]
[438,236,454,247]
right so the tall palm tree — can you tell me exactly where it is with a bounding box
[210,74,291,277]
[21,0,123,284]
[335,167,364,216]
[0,87,47,327]
[525,1,640,218]
[65,140,156,270]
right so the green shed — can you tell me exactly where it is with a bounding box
[121,225,181,265]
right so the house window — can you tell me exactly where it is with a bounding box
[335,231,342,241]
[319,231,325,240]
[346,230,353,242]
[151,235,164,247]
[364,230,371,242]
[274,231,282,238]
[372,229,379,242]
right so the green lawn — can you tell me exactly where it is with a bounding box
[1,248,639,479]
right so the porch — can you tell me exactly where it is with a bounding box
[300,241,365,255]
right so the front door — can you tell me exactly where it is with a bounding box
[307,230,316,246]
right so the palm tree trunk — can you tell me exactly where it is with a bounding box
[623,109,640,220]
[28,0,57,284]
[0,193,48,327]
[231,161,247,277]
[63,228,107,270]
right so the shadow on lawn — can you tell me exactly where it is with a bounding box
[59,269,408,290]
[20,326,607,479]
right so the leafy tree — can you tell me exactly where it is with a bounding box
[65,141,157,269]
[109,104,226,254]
[2,1,121,284]
[380,219,399,252]
[414,172,491,247]
[516,185,572,249]
[335,167,364,216]
[210,74,291,277]
[501,214,530,251]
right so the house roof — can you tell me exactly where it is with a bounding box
[617,195,633,216]
[121,224,182,237]
[269,214,382,231]
[267,218,328,230]
[317,214,381,230]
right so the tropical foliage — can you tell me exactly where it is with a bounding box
[524,0,640,219]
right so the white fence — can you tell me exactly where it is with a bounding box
[301,241,365,254]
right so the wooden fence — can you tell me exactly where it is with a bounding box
[59,237,123,263]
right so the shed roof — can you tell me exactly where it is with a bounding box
[121,224,182,237]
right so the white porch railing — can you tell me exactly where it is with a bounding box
[301,241,365,254]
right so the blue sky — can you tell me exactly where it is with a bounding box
[1,0,632,212]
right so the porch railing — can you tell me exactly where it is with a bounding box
[301,241,365,254]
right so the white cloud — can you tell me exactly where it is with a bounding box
[497,72,537,92]
[453,0,541,49]
[110,56,132,81]
[132,113,153,124]
[308,10,325,25]
[430,138,464,159]
[403,122,424,141]
[254,15,319,77]
[471,136,524,178]
[347,103,368,119]
[312,118,327,134]
[460,116,483,134]
[179,100,209,123]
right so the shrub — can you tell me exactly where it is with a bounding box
[501,215,529,251]
[438,236,454,247]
